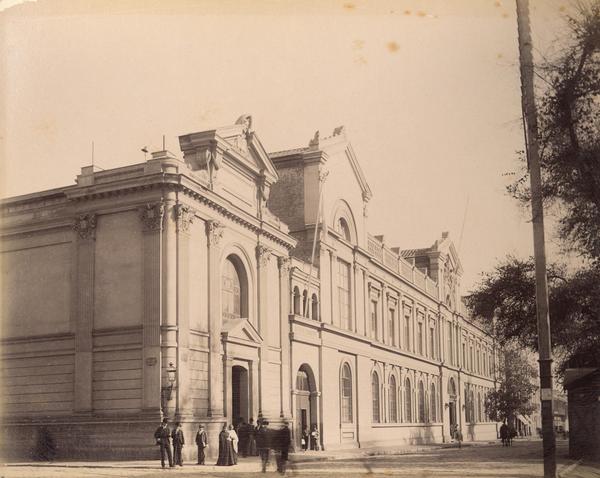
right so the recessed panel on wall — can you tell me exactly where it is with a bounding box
[1,241,71,337]
[94,211,143,329]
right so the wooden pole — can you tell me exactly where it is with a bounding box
[515,1,556,476]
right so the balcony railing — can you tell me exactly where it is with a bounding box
[366,233,439,299]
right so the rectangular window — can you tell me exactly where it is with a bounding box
[429,326,435,359]
[370,300,378,339]
[447,322,453,365]
[462,342,467,368]
[404,309,411,350]
[417,322,423,355]
[338,260,351,330]
[388,308,396,346]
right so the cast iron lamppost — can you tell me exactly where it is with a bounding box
[161,362,177,414]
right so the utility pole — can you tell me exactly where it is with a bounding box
[515,1,556,477]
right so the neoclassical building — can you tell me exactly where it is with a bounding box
[0,116,498,460]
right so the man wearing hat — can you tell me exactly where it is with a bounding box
[256,420,271,473]
[195,424,208,465]
[154,417,174,468]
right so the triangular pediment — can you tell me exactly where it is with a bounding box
[221,317,263,345]
[178,115,279,185]
[307,126,373,202]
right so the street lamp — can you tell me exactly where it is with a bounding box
[161,362,177,412]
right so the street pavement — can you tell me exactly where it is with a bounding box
[1,439,598,478]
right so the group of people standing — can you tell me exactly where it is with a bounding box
[153,418,185,469]
[300,425,320,451]
[154,417,296,473]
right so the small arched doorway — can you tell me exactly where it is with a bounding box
[232,365,249,424]
[295,365,317,449]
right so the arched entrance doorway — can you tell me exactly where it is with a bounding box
[295,365,317,449]
[232,365,249,424]
[448,378,457,437]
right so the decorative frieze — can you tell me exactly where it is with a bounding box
[139,202,165,232]
[73,213,97,240]
[256,244,271,267]
[174,204,196,233]
[205,220,224,246]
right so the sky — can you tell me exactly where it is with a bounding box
[0,0,574,292]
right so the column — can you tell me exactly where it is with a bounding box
[256,244,271,418]
[223,353,234,420]
[381,284,387,343]
[175,203,195,418]
[161,198,178,417]
[278,256,292,418]
[73,213,97,414]
[140,203,164,414]
[206,219,224,417]
[352,264,359,334]
[363,270,369,336]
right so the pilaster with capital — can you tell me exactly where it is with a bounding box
[73,213,97,414]
[206,219,225,417]
[139,202,165,414]
[278,255,292,418]
[175,203,196,418]
[256,244,271,418]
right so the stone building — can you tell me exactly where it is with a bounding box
[0,116,498,460]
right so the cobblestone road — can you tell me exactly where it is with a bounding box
[1,440,598,478]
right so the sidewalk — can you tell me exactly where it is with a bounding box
[2,440,500,471]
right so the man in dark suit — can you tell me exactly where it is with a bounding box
[172,422,185,466]
[256,420,271,473]
[154,417,174,468]
[195,424,208,465]
[276,421,292,474]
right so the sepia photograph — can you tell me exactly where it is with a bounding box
[1,0,599,477]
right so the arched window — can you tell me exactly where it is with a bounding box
[311,293,319,321]
[418,381,426,423]
[371,372,380,423]
[404,378,412,422]
[448,377,457,398]
[222,256,246,321]
[336,217,351,242]
[293,287,301,315]
[389,375,398,423]
[340,363,353,423]
[430,382,437,423]
[296,370,310,391]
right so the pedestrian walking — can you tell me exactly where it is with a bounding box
[228,424,239,464]
[237,420,248,457]
[154,417,174,469]
[216,424,235,466]
[500,422,509,447]
[276,421,291,474]
[171,422,184,466]
[301,427,309,451]
[247,418,258,456]
[310,424,320,451]
[195,424,208,465]
[256,420,271,473]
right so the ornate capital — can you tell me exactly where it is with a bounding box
[277,256,291,272]
[256,244,271,267]
[174,204,195,233]
[139,202,165,232]
[73,213,97,240]
[205,220,224,246]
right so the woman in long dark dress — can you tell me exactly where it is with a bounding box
[216,424,235,466]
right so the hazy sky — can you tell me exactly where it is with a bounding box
[0,0,572,292]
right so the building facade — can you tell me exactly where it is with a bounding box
[0,116,498,460]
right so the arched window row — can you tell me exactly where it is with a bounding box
[292,286,319,321]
